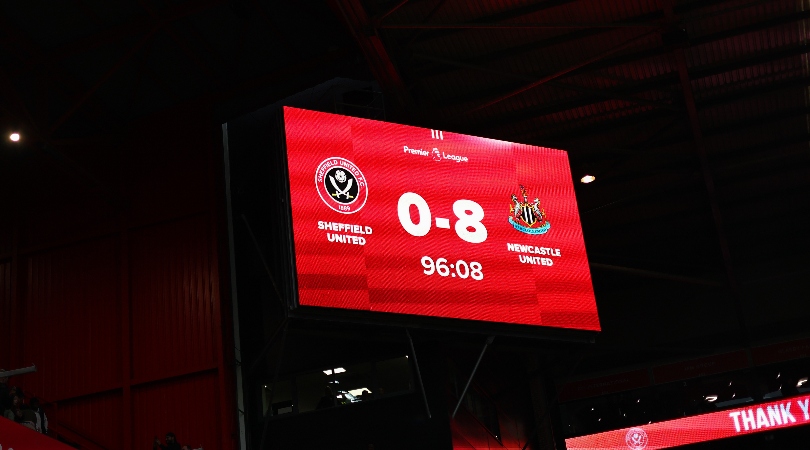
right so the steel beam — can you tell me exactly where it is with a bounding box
[508,74,810,144]
[468,31,658,113]
[258,321,289,450]
[9,0,225,79]
[382,22,659,30]
[375,0,410,26]
[664,1,750,345]
[240,215,286,314]
[451,336,494,418]
[138,0,218,83]
[48,28,157,136]
[330,0,411,111]
[413,53,680,113]
[412,5,810,81]
[249,0,295,57]
[71,0,182,106]
[404,0,583,46]
[456,42,810,130]
[406,329,431,419]
[590,263,724,287]
[403,0,451,47]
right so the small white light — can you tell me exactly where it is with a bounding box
[9,133,20,142]
[580,175,596,184]
[323,369,333,375]
[705,395,718,402]
[797,377,808,388]
[334,367,346,374]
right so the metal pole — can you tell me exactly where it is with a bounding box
[406,329,431,419]
[248,318,289,378]
[451,336,494,418]
[240,215,285,310]
[0,365,37,378]
[223,123,248,450]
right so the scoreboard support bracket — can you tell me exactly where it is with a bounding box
[241,214,287,314]
[452,335,495,418]
[406,329,431,419]
[259,320,290,450]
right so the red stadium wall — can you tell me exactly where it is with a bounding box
[447,353,538,450]
[0,103,236,450]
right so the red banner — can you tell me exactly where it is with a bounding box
[283,107,599,330]
[652,350,749,384]
[565,394,810,450]
[0,419,76,449]
[558,369,650,402]
[752,338,810,366]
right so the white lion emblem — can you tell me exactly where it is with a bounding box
[335,170,347,184]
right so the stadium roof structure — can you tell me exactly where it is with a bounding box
[2,0,809,378]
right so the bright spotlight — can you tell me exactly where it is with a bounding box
[9,133,20,142]
[580,175,596,184]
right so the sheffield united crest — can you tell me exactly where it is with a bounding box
[509,185,550,235]
[315,157,368,214]
[625,427,648,450]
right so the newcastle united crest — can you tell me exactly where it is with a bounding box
[315,157,368,214]
[509,185,550,235]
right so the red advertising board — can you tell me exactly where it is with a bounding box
[652,350,750,385]
[0,419,76,449]
[558,369,651,402]
[283,107,599,330]
[565,394,810,450]
[752,338,810,366]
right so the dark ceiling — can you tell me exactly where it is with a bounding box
[2,0,810,378]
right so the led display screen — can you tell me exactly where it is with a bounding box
[283,106,599,330]
[565,394,810,450]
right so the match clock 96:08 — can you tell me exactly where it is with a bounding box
[421,256,483,280]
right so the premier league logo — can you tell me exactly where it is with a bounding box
[509,185,550,235]
[315,157,368,214]
[625,427,648,450]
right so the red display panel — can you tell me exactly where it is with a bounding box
[565,394,810,450]
[283,106,599,330]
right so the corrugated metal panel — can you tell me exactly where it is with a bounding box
[0,220,11,256]
[58,392,123,450]
[23,237,121,401]
[0,260,11,369]
[700,88,806,131]
[132,372,220,450]
[684,0,796,41]
[130,215,216,381]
